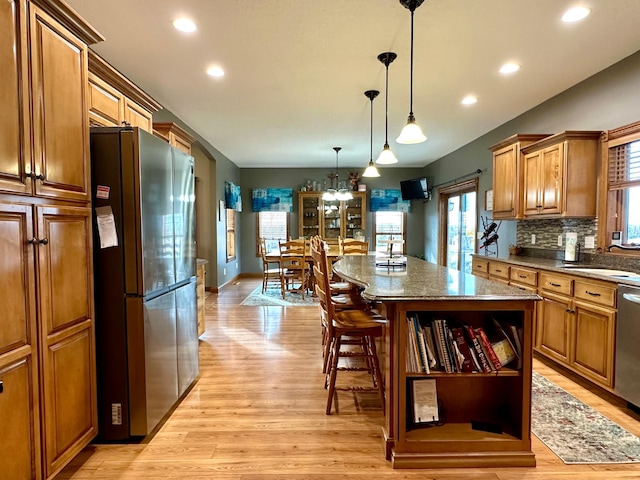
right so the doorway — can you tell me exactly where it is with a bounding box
[438,179,478,273]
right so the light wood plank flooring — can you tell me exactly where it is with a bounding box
[56,278,640,479]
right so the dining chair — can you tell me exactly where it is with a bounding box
[259,237,283,294]
[279,240,310,299]
[312,241,386,414]
[339,237,369,255]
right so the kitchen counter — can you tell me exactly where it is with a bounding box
[333,254,540,302]
[473,254,640,286]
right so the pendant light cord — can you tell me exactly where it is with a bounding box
[384,63,389,146]
[409,8,415,116]
[370,97,374,160]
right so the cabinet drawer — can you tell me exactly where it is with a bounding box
[540,272,573,296]
[510,267,538,287]
[574,280,616,308]
[472,258,489,275]
[489,262,510,280]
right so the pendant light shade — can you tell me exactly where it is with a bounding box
[396,0,427,144]
[376,52,399,165]
[362,90,380,178]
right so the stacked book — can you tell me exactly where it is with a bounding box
[406,315,523,374]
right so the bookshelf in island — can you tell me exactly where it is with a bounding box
[332,255,539,469]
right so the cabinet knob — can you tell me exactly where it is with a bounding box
[26,172,45,180]
[27,238,38,245]
[39,238,49,245]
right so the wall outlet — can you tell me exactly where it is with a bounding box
[223,267,226,276]
[531,234,536,244]
[558,235,563,247]
[236,263,239,269]
[585,235,595,249]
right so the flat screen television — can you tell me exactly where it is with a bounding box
[400,177,429,200]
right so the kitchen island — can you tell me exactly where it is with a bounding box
[333,255,539,469]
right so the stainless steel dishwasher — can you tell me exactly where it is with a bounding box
[615,284,640,410]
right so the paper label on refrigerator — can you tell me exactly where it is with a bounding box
[95,206,118,249]
[96,185,110,199]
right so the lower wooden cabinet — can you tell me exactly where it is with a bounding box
[472,257,617,390]
[0,202,97,479]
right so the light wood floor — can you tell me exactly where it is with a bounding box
[56,278,640,479]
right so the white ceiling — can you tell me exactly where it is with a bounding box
[66,0,640,170]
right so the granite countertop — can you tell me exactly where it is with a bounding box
[333,255,539,303]
[472,254,640,286]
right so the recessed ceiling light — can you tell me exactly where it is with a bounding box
[562,7,591,23]
[206,66,225,78]
[461,95,477,105]
[173,18,196,33]
[499,62,520,74]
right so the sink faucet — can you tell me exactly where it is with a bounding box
[607,244,640,252]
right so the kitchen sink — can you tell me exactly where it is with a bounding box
[560,267,640,278]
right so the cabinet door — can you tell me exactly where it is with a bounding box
[0,356,40,480]
[343,192,366,238]
[88,72,122,127]
[492,144,518,218]
[537,292,571,363]
[322,198,341,240]
[299,193,320,238]
[523,151,541,216]
[0,0,32,195]
[30,5,90,202]
[124,97,153,132]
[36,206,97,477]
[539,143,564,215]
[571,300,615,387]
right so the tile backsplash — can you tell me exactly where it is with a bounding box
[516,218,598,251]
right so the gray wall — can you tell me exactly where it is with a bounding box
[239,167,425,274]
[423,49,640,262]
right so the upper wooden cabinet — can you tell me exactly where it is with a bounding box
[489,134,551,219]
[88,51,161,132]
[521,131,601,218]
[153,122,195,154]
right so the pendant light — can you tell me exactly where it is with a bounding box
[323,147,353,201]
[396,0,427,144]
[362,90,380,178]
[376,52,399,165]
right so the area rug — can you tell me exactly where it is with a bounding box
[531,371,640,464]
[240,286,318,306]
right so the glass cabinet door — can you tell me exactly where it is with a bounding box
[322,199,341,240]
[344,194,364,239]
[299,194,320,238]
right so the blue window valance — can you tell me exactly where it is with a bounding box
[251,188,293,212]
[370,188,410,212]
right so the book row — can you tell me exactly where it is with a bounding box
[406,314,524,374]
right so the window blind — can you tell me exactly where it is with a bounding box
[608,141,640,190]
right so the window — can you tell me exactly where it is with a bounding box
[373,211,406,254]
[601,122,640,252]
[226,209,236,262]
[256,211,289,255]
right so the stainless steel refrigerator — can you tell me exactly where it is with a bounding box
[90,126,199,441]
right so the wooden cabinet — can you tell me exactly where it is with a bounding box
[392,299,536,468]
[196,260,207,337]
[1,2,101,478]
[521,131,601,218]
[88,51,161,133]
[298,191,366,240]
[489,134,550,219]
[153,122,195,155]
[472,258,617,390]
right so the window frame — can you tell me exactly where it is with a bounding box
[372,211,407,254]
[256,211,290,256]
[598,121,640,255]
[226,208,236,262]
[437,178,478,268]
